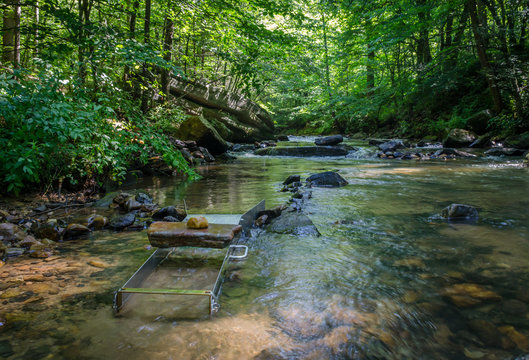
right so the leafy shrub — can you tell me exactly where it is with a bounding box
[0,69,196,194]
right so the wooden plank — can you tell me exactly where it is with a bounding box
[147,222,242,248]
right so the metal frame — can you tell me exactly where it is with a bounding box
[113,200,265,316]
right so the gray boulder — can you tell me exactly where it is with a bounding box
[443,129,477,148]
[152,206,186,221]
[484,148,525,156]
[379,140,405,152]
[266,211,320,236]
[109,213,136,230]
[306,171,348,188]
[315,135,343,146]
[505,131,529,149]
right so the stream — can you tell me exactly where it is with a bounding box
[1,139,529,359]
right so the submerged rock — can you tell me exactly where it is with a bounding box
[467,319,504,348]
[33,221,61,241]
[63,224,91,239]
[443,283,501,307]
[266,211,320,236]
[484,147,525,156]
[315,135,343,146]
[441,204,478,220]
[498,325,529,351]
[152,206,186,221]
[255,146,348,157]
[283,175,301,186]
[443,129,477,148]
[306,171,348,188]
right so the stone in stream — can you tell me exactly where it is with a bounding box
[124,198,142,212]
[255,146,348,157]
[186,216,208,229]
[505,131,529,149]
[112,192,132,206]
[484,147,525,156]
[33,221,62,241]
[276,135,290,141]
[254,214,269,227]
[109,213,136,230]
[443,129,477,148]
[283,175,301,186]
[63,224,91,239]
[467,319,504,348]
[135,192,153,204]
[441,204,478,220]
[433,148,477,158]
[378,140,405,152]
[147,222,242,248]
[315,135,343,146]
[443,283,501,308]
[266,210,320,236]
[306,171,348,188]
[152,206,187,221]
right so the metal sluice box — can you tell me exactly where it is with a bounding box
[113,200,264,317]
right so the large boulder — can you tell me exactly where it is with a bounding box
[443,129,477,148]
[306,171,348,188]
[505,131,529,149]
[466,110,492,135]
[169,78,274,142]
[255,146,348,157]
[315,135,343,146]
[176,115,228,155]
[266,211,320,236]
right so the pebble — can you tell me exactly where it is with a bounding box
[87,260,107,268]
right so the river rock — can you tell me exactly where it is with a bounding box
[6,248,24,257]
[64,224,91,239]
[254,214,268,227]
[469,133,493,148]
[498,325,529,351]
[135,192,153,204]
[90,215,108,230]
[468,319,503,348]
[257,205,288,220]
[433,148,477,158]
[16,235,40,248]
[162,216,180,222]
[175,115,229,155]
[505,132,529,149]
[444,283,501,307]
[109,213,136,230]
[0,223,25,244]
[112,192,132,206]
[283,175,301,186]
[379,139,405,152]
[266,211,320,236]
[255,146,348,157]
[152,206,186,221]
[315,135,343,146]
[231,144,255,152]
[443,129,477,148]
[441,204,478,220]
[277,135,289,141]
[199,147,215,162]
[187,216,208,229]
[124,198,142,212]
[34,221,61,241]
[306,171,348,187]
[484,147,525,156]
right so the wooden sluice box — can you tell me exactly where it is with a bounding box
[113,200,264,317]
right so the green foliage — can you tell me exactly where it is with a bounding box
[148,103,188,134]
[0,69,196,194]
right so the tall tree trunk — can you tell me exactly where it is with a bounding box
[141,0,151,113]
[161,16,174,99]
[416,0,432,68]
[2,0,15,64]
[321,11,331,99]
[468,0,503,112]
[34,1,39,57]
[13,0,20,68]
[123,0,139,92]
[77,0,90,84]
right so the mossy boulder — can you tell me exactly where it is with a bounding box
[176,115,228,155]
[443,129,477,148]
[466,110,492,135]
[505,131,529,149]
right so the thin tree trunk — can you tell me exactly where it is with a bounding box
[141,0,152,113]
[468,0,503,112]
[34,1,39,57]
[13,0,20,68]
[2,0,15,64]
[321,12,331,99]
[161,16,174,98]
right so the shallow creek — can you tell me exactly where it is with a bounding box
[1,142,529,359]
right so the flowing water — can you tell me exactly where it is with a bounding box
[1,140,529,359]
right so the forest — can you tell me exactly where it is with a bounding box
[1,0,528,192]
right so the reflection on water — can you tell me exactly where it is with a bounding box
[1,153,529,359]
